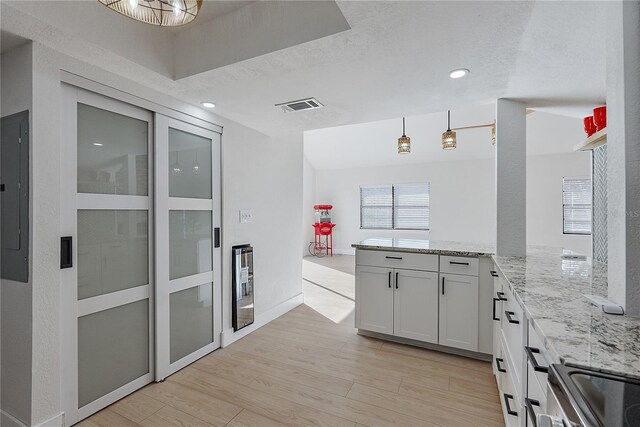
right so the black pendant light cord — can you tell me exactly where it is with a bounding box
[447,110,451,131]
[402,117,406,137]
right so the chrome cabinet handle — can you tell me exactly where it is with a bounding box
[495,357,506,373]
[503,393,518,417]
[525,398,540,427]
[505,311,520,324]
[525,346,549,373]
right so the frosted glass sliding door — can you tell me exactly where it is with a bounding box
[155,115,222,380]
[61,86,154,425]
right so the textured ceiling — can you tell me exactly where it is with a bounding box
[1,1,608,137]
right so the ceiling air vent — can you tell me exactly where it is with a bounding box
[276,97,324,112]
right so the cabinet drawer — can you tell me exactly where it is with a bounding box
[440,255,479,276]
[501,285,524,387]
[501,338,522,427]
[526,361,547,427]
[527,323,551,394]
[356,249,438,271]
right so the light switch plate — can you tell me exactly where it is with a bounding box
[239,209,253,223]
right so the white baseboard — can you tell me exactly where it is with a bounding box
[333,248,356,256]
[35,413,64,427]
[221,293,303,347]
[0,410,63,427]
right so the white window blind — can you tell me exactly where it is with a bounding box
[393,183,430,230]
[360,186,393,229]
[360,183,429,230]
[563,178,592,235]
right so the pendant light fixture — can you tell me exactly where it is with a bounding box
[171,152,183,176]
[192,152,200,175]
[397,117,411,154]
[442,110,457,150]
[491,122,496,146]
[98,0,203,27]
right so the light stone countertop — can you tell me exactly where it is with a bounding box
[351,238,495,257]
[492,246,640,379]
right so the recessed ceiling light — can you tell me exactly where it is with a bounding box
[92,142,103,147]
[201,102,216,108]
[449,68,470,79]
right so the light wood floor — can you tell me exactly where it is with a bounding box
[78,305,503,427]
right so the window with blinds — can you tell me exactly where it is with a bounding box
[360,183,430,230]
[562,178,592,235]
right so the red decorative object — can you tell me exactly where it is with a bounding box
[584,116,596,137]
[312,223,336,256]
[312,205,335,256]
[593,106,607,131]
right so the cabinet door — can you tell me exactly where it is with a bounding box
[393,269,439,343]
[439,273,479,351]
[355,265,393,334]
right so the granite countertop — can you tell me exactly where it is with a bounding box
[351,238,495,257]
[492,246,640,379]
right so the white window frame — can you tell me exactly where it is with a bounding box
[562,177,592,235]
[360,183,430,231]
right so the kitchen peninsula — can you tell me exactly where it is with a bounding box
[352,238,496,358]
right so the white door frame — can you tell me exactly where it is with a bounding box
[60,85,155,425]
[154,114,222,380]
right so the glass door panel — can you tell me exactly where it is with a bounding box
[155,115,221,380]
[61,86,154,425]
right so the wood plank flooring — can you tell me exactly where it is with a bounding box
[78,304,503,427]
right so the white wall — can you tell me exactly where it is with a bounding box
[527,152,592,256]
[314,152,591,256]
[316,158,497,254]
[1,42,33,426]
[302,156,317,256]
[17,42,303,426]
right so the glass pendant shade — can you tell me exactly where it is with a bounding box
[397,117,411,154]
[171,152,183,176]
[98,0,203,26]
[442,110,456,150]
[491,123,496,146]
[442,130,457,150]
[398,136,411,154]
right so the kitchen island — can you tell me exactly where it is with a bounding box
[352,238,496,358]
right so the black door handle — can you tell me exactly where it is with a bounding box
[441,276,445,295]
[492,298,500,321]
[60,236,72,269]
[497,291,507,301]
[490,270,499,277]
[395,272,399,289]
[495,357,506,373]
[388,271,391,288]
[525,346,549,373]
[449,261,469,266]
[385,256,402,260]
[505,311,520,324]
[503,393,518,417]
[525,398,540,427]
[214,227,221,248]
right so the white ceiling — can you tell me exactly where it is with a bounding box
[304,104,587,170]
[1,1,609,137]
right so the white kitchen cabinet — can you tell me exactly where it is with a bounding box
[393,270,439,343]
[439,273,479,351]
[355,265,394,335]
